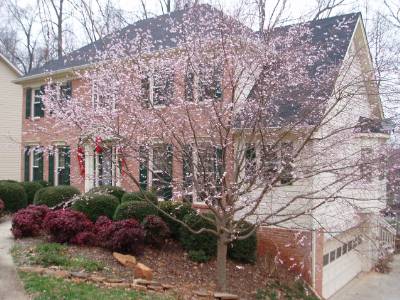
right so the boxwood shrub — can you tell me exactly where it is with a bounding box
[33,185,80,207]
[113,201,158,222]
[179,212,217,257]
[158,201,194,240]
[121,191,158,205]
[228,221,257,263]
[71,194,120,221]
[0,181,28,212]
[21,182,45,204]
[88,186,125,201]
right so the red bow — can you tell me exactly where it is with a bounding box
[77,146,85,176]
[95,136,103,153]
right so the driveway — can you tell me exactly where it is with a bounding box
[0,218,28,300]
[329,255,400,300]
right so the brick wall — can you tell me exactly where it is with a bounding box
[257,227,324,296]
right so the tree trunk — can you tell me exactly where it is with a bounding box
[216,235,228,292]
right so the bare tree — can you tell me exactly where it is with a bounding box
[312,0,345,20]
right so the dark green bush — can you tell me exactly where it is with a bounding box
[158,201,194,239]
[71,194,120,221]
[88,186,125,201]
[228,221,257,263]
[21,182,44,204]
[36,180,50,188]
[179,212,217,257]
[0,181,27,212]
[113,201,158,222]
[188,249,211,263]
[121,191,158,205]
[33,185,80,207]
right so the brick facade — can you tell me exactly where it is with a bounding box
[257,227,324,296]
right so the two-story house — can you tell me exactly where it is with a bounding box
[14,5,394,298]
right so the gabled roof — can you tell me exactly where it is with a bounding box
[19,6,359,83]
[0,52,22,76]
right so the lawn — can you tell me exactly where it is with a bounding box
[19,272,173,300]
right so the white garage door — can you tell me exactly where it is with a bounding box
[322,237,363,299]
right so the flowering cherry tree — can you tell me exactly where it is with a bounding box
[34,5,391,291]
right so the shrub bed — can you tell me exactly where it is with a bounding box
[21,181,45,204]
[228,221,257,263]
[113,201,158,222]
[88,186,125,201]
[0,199,4,215]
[142,215,170,248]
[43,209,93,243]
[71,194,119,221]
[95,216,144,255]
[0,181,28,212]
[158,201,194,240]
[34,186,80,207]
[179,212,217,258]
[121,191,158,205]
[11,205,50,238]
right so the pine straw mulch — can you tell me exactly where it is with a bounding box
[12,237,279,299]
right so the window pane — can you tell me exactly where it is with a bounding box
[323,254,329,266]
[342,243,348,254]
[336,247,342,258]
[261,145,279,180]
[330,250,336,263]
[245,145,256,179]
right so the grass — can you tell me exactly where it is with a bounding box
[25,242,104,272]
[256,280,319,300]
[19,272,172,300]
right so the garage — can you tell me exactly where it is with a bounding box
[322,235,364,299]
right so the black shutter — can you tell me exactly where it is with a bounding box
[66,81,72,99]
[37,150,44,181]
[48,151,54,186]
[139,146,148,190]
[163,144,173,200]
[24,146,30,181]
[141,76,150,107]
[64,147,71,185]
[25,88,32,119]
[38,85,45,117]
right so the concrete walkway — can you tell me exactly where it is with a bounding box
[330,255,400,300]
[0,218,28,300]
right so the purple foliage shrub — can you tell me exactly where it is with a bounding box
[70,231,97,246]
[11,205,50,238]
[95,216,144,255]
[0,199,4,213]
[43,209,93,243]
[142,215,170,248]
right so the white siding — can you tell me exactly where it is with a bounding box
[0,58,22,180]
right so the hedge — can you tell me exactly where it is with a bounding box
[121,191,158,205]
[228,221,257,263]
[179,212,217,257]
[158,201,194,240]
[33,185,80,207]
[0,181,28,212]
[71,194,120,221]
[21,181,45,204]
[88,186,125,201]
[113,201,158,222]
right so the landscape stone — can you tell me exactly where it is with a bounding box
[90,275,106,283]
[134,263,153,280]
[106,278,124,283]
[17,266,46,274]
[131,284,148,292]
[213,292,239,299]
[112,252,137,268]
[147,285,163,292]
[194,290,213,297]
[162,284,174,290]
[70,271,89,279]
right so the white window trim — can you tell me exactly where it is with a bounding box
[92,80,116,111]
[28,146,40,181]
[31,86,42,120]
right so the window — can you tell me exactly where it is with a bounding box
[141,69,174,107]
[182,144,193,201]
[184,65,222,102]
[342,243,348,254]
[245,144,256,179]
[323,254,329,266]
[360,147,373,182]
[152,144,173,199]
[49,146,70,186]
[33,88,45,118]
[92,81,115,110]
[329,250,336,263]
[336,247,342,258]
[348,240,353,251]
[24,146,44,182]
[59,81,72,101]
[261,142,294,184]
